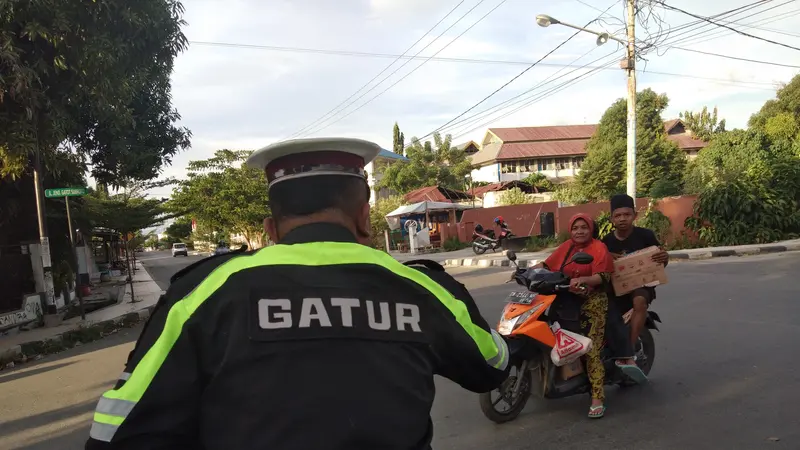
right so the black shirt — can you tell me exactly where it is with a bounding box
[602,226,660,256]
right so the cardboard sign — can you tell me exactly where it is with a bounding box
[611,245,668,296]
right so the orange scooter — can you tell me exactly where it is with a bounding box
[478,251,660,423]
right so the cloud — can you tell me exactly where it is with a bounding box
[151,0,796,195]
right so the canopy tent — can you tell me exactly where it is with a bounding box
[385,201,474,230]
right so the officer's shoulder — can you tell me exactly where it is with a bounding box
[167,247,256,299]
[402,259,446,272]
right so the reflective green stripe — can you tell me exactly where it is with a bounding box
[99,242,502,414]
[94,412,125,426]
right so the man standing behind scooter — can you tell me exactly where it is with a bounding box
[602,194,669,383]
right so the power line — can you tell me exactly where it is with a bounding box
[301,0,508,138]
[670,46,800,68]
[661,0,796,48]
[657,0,800,52]
[672,6,800,48]
[452,58,622,140]
[280,0,467,140]
[413,0,621,143]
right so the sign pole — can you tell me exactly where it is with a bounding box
[65,196,86,321]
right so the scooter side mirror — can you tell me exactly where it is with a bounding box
[506,250,517,262]
[571,252,594,265]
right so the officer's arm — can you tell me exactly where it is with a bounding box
[85,253,240,449]
[404,260,509,393]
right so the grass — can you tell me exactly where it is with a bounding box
[1,311,148,369]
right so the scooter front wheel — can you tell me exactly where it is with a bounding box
[479,367,532,423]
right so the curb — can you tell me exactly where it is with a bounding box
[0,303,158,368]
[443,243,800,267]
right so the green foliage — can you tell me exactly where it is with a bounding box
[556,231,571,244]
[442,237,468,252]
[683,129,773,194]
[576,89,686,200]
[635,203,672,244]
[0,0,191,185]
[594,211,613,240]
[685,178,800,246]
[85,188,167,236]
[553,181,589,205]
[521,173,554,191]
[378,132,472,194]
[369,195,405,250]
[169,150,269,249]
[496,187,531,206]
[392,122,405,154]
[523,235,556,252]
[679,106,726,141]
[165,218,192,242]
[749,74,800,131]
[649,178,683,199]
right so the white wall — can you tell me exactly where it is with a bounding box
[471,164,500,184]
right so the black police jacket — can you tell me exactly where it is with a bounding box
[85,223,509,450]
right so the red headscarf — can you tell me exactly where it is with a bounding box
[544,213,614,279]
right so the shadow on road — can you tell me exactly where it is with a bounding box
[13,423,90,450]
[0,400,96,437]
[0,361,79,385]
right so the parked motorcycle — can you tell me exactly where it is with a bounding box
[472,224,514,255]
[478,250,660,423]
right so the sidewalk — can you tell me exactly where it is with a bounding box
[442,238,800,268]
[0,262,163,366]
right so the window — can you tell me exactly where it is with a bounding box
[555,158,569,170]
[573,156,585,168]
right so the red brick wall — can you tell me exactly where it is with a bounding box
[438,195,698,244]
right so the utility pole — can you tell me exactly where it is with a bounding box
[33,143,56,315]
[624,0,637,199]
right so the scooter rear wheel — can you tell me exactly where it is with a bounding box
[479,366,532,423]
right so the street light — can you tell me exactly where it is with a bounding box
[535,5,638,200]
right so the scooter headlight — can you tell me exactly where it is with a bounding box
[496,304,542,335]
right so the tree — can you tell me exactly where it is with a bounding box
[378,132,472,194]
[392,122,405,155]
[521,173,554,191]
[576,89,687,201]
[749,74,800,131]
[679,106,726,141]
[169,150,269,249]
[682,129,774,194]
[496,188,531,206]
[85,188,169,302]
[165,218,192,242]
[369,195,404,250]
[0,0,191,185]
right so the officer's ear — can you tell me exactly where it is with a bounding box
[355,202,371,244]
[264,217,279,243]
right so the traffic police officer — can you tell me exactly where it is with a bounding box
[85,137,509,450]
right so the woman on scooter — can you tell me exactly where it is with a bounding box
[533,213,614,418]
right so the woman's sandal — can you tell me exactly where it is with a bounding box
[588,405,606,419]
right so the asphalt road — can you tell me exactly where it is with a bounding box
[2,251,799,449]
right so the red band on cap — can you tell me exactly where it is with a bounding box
[265,151,366,184]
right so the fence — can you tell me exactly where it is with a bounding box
[439,195,697,244]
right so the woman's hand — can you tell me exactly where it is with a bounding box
[569,277,587,294]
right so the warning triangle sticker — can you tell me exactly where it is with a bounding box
[558,332,578,348]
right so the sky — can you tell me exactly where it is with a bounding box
[142,0,800,198]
